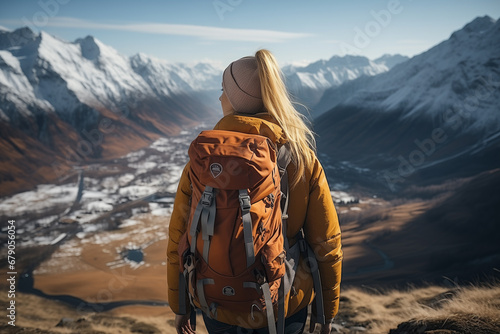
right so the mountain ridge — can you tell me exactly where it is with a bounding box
[315,15,500,193]
[283,53,408,109]
[318,15,500,129]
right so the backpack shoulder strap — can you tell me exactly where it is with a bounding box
[277,142,292,177]
[277,143,291,334]
[277,143,292,223]
[276,143,326,332]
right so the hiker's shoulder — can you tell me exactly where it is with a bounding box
[213,114,286,144]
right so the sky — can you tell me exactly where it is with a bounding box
[0,0,499,67]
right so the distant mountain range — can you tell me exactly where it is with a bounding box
[283,54,408,113]
[1,16,498,197]
[0,25,409,196]
[315,16,500,193]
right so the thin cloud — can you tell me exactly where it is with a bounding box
[4,17,311,43]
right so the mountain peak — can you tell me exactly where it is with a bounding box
[450,15,496,41]
[463,15,495,33]
[13,26,36,38]
[0,26,37,50]
[75,35,100,60]
[327,54,371,67]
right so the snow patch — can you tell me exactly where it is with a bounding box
[119,219,141,228]
[86,201,113,213]
[119,185,157,199]
[331,191,357,204]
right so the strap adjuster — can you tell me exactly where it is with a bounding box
[239,194,251,211]
[201,191,213,207]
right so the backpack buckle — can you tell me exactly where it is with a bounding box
[201,190,213,207]
[239,194,251,211]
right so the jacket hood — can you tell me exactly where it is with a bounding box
[213,113,287,145]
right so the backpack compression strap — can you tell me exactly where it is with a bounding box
[239,189,256,268]
[180,186,216,319]
[197,278,217,319]
[186,186,219,319]
[190,186,216,262]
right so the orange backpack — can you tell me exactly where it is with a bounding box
[178,130,285,330]
[178,130,325,334]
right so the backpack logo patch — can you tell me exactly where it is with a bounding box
[210,163,223,178]
[222,286,235,296]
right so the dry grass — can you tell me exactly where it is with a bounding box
[337,282,500,333]
[2,278,499,333]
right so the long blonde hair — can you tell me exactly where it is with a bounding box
[255,49,316,187]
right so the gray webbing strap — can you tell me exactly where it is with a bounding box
[196,278,215,318]
[190,186,215,257]
[178,271,187,315]
[306,244,325,325]
[277,144,292,334]
[189,200,203,254]
[201,187,216,262]
[277,143,291,250]
[243,282,277,334]
[277,143,292,178]
[277,277,285,334]
[261,282,277,334]
[281,175,290,251]
[239,189,255,267]
[210,303,218,320]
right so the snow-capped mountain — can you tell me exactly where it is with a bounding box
[0,27,222,196]
[283,54,408,112]
[315,16,500,192]
[0,27,222,121]
[130,53,222,96]
[326,16,500,128]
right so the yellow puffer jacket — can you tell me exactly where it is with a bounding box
[167,114,342,328]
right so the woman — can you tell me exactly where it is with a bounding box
[167,49,342,334]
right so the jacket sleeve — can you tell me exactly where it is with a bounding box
[303,157,343,321]
[166,162,192,314]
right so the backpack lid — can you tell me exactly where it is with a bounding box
[189,130,277,190]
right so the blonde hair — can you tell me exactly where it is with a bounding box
[255,49,316,187]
